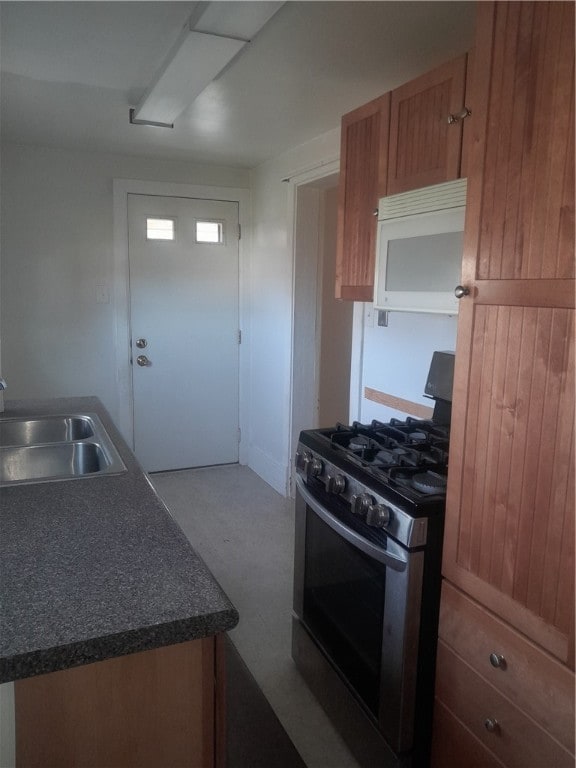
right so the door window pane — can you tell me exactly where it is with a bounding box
[195,220,224,244]
[146,217,175,241]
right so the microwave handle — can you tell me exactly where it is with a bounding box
[296,476,408,572]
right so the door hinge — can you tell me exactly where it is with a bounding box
[238,330,242,344]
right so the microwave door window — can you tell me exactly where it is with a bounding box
[386,231,463,292]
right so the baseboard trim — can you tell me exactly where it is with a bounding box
[248,446,288,496]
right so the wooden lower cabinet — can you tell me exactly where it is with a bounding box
[431,699,505,768]
[431,583,575,768]
[14,636,224,768]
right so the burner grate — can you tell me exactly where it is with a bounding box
[321,417,450,500]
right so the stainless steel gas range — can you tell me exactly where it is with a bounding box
[292,352,454,768]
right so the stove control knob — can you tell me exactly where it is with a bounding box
[366,504,391,528]
[296,449,311,472]
[325,473,346,495]
[305,456,323,479]
[351,493,374,517]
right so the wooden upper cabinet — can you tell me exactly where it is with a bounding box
[443,1,575,665]
[387,55,468,195]
[335,93,390,301]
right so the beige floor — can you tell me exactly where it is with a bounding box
[150,464,361,768]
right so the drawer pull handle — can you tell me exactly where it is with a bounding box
[484,718,500,734]
[489,652,507,669]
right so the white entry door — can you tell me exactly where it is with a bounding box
[128,193,240,472]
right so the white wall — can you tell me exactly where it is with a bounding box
[247,129,340,493]
[0,143,248,425]
[356,307,458,423]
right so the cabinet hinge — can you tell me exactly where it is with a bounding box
[238,427,241,443]
[238,330,242,344]
[238,223,241,240]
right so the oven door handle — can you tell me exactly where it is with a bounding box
[296,476,408,571]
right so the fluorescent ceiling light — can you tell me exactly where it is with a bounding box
[131,2,284,128]
[131,30,246,126]
[192,2,285,40]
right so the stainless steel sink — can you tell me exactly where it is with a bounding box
[0,413,127,485]
[0,415,94,447]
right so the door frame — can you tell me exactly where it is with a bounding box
[113,179,250,463]
[287,160,341,495]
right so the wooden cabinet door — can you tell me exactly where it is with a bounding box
[444,2,575,665]
[16,638,218,768]
[335,93,389,301]
[387,55,467,195]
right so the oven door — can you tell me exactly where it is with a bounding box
[293,475,424,753]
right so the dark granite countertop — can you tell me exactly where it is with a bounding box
[0,396,239,683]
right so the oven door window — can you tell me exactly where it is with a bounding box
[302,507,385,717]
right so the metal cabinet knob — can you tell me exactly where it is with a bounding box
[135,338,148,349]
[136,355,151,367]
[448,107,472,125]
[454,285,470,299]
[484,718,500,734]
[489,652,507,669]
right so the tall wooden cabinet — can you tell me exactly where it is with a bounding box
[432,3,575,765]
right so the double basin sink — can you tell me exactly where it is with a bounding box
[0,413,127,485]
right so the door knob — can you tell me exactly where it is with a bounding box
[454,285,470,299]
[135,338,148,349]
[136,355,151,367]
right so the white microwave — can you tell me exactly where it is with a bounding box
[374,179,467,314]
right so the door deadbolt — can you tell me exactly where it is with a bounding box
[136,355,150,367]
[135,338,148,348]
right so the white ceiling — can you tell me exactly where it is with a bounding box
[0,1,476,169]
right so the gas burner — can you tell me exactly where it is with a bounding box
[412,472,448,495]
[408,430,428,442]
[348,436,372,451]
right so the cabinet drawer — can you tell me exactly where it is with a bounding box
[435,641,573,768]
[431,698,504,768]
[439,581,575,753]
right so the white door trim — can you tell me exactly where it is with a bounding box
[286,159,340,495]
[113,179,250,464]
